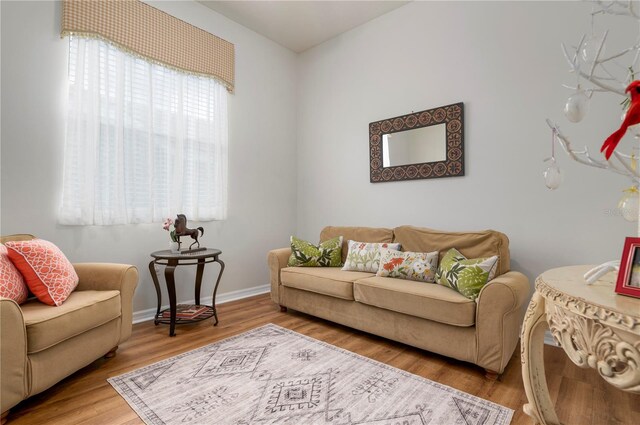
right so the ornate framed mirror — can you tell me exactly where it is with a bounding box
[369,102,464,182]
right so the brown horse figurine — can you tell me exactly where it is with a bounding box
[174,214,204,250]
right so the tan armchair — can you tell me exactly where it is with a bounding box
[0,235,138,423]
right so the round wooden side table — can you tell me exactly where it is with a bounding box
[521,265,640,424]
[148,249,225,337]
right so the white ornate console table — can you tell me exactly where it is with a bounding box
[521,265,640,425]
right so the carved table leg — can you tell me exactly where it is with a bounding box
[195,258,205,306]
[148,260,162,325]
[211,257,225,326]
[165,259,178,337]
[521,291,561,425]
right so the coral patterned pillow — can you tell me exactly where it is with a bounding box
[376,248,439,283]
[5,239,79,306]
[0,245,29,304]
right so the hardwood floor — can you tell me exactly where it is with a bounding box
[6,294,640,424]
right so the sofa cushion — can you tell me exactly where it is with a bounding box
[281,267,375,300]
[320,226,394,263]
[21,290,121,354]
[353,276,476,327]
[393,225,510,276]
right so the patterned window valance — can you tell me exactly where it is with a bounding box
[61,0,235,92]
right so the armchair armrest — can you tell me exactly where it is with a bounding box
[1,298,28,414]
[73,263,138,344]
[267,248,291,305]
[475,271,531,373]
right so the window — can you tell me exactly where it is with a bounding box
[59,37,228,225]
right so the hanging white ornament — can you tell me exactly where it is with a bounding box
[618,186,639,222]
[543,160,563,190]
[564,86,590,123]
[581,33,605,65]
[543,129,562,190]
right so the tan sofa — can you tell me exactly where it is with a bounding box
[0,234,138,422]
[268,226,530,377]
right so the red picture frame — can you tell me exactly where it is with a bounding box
[616,237,640,298]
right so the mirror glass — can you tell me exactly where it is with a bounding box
[382,124,446,167]
[369,102,464,183]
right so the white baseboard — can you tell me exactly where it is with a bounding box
[132,284,270,324]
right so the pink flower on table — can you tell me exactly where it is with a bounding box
[162,218,174,231]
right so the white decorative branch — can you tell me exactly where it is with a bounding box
[594,0,640,19]
[561,42,626,94]
[545,119,639,181]
[589,30,608,78]
[551,1,640,182]
[552,1,640,279]
[613,150,640,177]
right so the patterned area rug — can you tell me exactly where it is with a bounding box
[109,324,513,425]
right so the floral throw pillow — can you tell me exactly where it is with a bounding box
[436,248,498,300]
[376,248,439,283]
[342,240,401,273]
[288,236,343,267]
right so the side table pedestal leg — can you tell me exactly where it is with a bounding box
[195,258,204,306]
[148,261,162,325]
[165,261,178,337]
[212,258,225,326]
[521,292,560,425]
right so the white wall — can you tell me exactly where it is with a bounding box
[0,1,298,315]
[296,1,637,282]
[3,1,638,317]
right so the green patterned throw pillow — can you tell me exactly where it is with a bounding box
[288,236,343,267]
[436,248,498,300]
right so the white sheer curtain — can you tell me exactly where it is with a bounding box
[59,37,228,225]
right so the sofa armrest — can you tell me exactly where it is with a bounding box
[267,248,291,305]
[1,298,28,414]
[73,263,138,344]
[475,271,531,374]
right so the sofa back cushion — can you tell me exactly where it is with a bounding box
[319,226,394,263]
[1,234,36,244]
[392,225,510,276]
